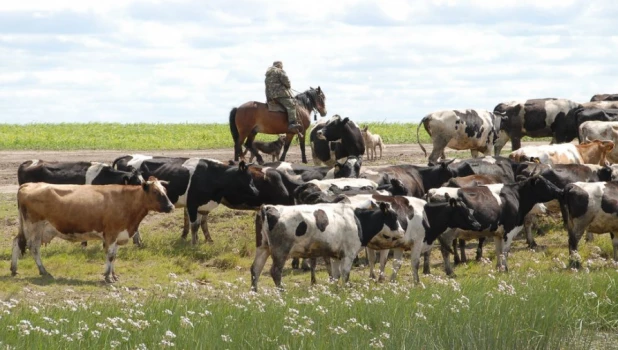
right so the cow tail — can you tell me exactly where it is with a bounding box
[559,185,573,232]
[229,107,239,145]
[256,205,272,248]
[417,116,430,158]
[255,207,264,247]
[16,198,27,256]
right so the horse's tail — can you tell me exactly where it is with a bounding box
[229,107,239,144]
[417,116,431,158]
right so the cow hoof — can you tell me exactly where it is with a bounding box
[447,273,457,279]
[10,270,17,277]
[528,241,538,250]
[104,276,116,284]
[378,275,385,283]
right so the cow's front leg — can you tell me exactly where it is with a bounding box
[186,206,201,245]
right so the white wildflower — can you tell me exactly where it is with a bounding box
[164,330,176,339]
[369,337,385,348]
[221,334,232,343]
[584,291,598,300]
[110,340,121,349]
[180,316,194,328]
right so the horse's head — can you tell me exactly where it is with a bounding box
[312,86,327,117]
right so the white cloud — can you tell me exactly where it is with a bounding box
[1,0,618,124]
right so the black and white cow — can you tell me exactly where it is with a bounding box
[293,178,379,205]
[417,109,500,165]
[450,156,516,183]
[590,94,618,102]
[113,155,259,245]
[363,194,482,283]
[311,115,365,167]
[424,176,563,273]
[355,160,461,198]
[250,202,406,291]
[553,108,618,144]
[493,98,582,154]
[261,157,362,182]
[560,181,618,267]
[18,160,143,186]
[18,159,145,246]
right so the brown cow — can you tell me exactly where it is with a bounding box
[11,177,174,283]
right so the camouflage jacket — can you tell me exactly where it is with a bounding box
[265,66,293,100]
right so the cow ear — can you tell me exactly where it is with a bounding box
[334,163,341,170]
[342,117,349,124]
[444,193,451,201]
[449,198,457,207]
[142,181,150,192]
[379,201,390,213]
[317,86,321,92]
[228,160,236,166]
[238,161,248,172]
[123,175,130,185]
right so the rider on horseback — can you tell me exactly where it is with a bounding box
[265,61,301,133]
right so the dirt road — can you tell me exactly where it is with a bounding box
[0,142,544,194]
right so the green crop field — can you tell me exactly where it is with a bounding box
[0,122,549,150]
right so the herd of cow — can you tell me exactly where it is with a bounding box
[9,92,618,290]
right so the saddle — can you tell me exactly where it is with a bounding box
[267,99,287,113]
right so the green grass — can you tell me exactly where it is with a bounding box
[1,192,618,348]
[0,122,550,150]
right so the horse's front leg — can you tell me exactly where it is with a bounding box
[279,133,295,162]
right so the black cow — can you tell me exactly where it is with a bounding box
[423,176,563,273]
[113,155,259,245]
[590,94,618,102]
[553,108,618,143]
[311,115,365,166]
[493,98,582,154]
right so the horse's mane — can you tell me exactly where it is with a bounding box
[295,89,320,112]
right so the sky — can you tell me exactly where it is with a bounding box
[1,0,617,124]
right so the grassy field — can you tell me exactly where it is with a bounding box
[1,190,618,349]
[0,122,431,150]
[0,123,602,349]
[0,122,548,150]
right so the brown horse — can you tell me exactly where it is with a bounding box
[229,87,327,164]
